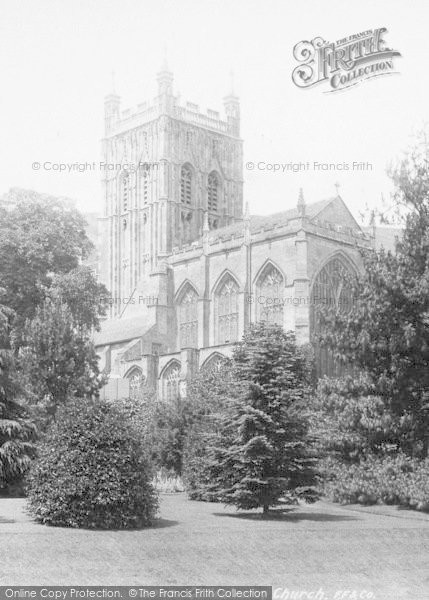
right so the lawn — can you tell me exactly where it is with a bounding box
[1,493,429,599]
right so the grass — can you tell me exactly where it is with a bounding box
[0,493,429,598]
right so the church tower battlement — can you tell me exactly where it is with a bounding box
[99,64,243,314]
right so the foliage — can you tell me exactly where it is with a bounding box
[17,299,105,415]
[310,375,411,463]
[209,323,319,513]
[320,454,429,511]
[146,366,231,476]
[0,301,36,489]
[182,361,237,501]
[0,396,37,490]
[147,398,189,475]
[0,189,93,330]
[318,134,429,457]
[48,267,109,332]
[26,398,158,529]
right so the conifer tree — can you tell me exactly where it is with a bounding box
[319,132,429,457]
[210,323,318,513]
[0,301,36,490]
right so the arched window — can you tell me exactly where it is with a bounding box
[162,361,181,402]
[122,173,129,212]
[178,285,198,348]
[215,276,239,344]
[126,367,144,400]
[140,167,149,204]
[201,353,227,373]
[310,255,356,376]
[208,171,219,212]
[181,165,192,205]
[256,263,284,326]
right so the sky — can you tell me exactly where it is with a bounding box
[0,0,427,223]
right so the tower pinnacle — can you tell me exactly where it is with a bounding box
[297,188,306,216]
[157,58,174,96]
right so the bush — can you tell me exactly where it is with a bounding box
[148,366,231,477]
[181,361,237,502]
[182,421,222,501]
[321,454,429,511]
[26,398,158,528]
[309,375,406,463]
[146,398,189,475]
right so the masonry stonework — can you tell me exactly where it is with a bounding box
[95,67,374,400]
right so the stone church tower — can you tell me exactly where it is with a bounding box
[96,66,375,400]
[99,62,243,316]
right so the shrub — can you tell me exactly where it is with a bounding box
[182,420,222,501]
[181,361,237,501]
[309,375,406,463]
[321,454,429,511]
[26,398,158,528]
[147,398,189,475]
[148,366,231,477]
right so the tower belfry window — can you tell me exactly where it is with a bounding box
[181,165,192,205]
[208,172,219,212]
[142,169,148,204]
[122,174,129,212]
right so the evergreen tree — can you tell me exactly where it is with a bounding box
[0,301,36,490]
[210,323,318,513]
[319,132,429,457]
[309,374,406,464]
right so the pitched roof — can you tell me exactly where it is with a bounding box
[94,315,152,346]
[208,196,340,242]
[363,226,402,253]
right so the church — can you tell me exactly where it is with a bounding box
[94,63,375,401]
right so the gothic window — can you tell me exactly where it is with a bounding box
[202,353,227,373]
[126,367,144,400]
[140,167,149,204]
[162,361,181,403]
[310,256,356,376]
[256,264,284,326]
[181,164,192,205]
[215,276,239,344]
[178,286,198,348]
[208,171,219,212]
[122,173,129,212]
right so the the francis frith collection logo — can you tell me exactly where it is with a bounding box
[292,28,401,92]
